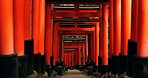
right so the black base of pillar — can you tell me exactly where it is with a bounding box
[87,66,94,75]
[133,55,148,78]
[57,66,63,75]
[55,61,64,75]
[50,56,53,67]
[18,55,27,78]
[85,61,89,70]
[74,65,79,69]
[98,56,102,66]
[78,65,83,71]
[45,65,53,76]
[41,54,46,74]
[119,53,128,74]
[98,56,102,72]
[34,53,41,73]
[94,66,98,72]
[25,39,34,75]
[53,66,56,71]
[0,53,18,78]
[82,65,86,71]
[127,40,137,77]
[112,54,120,75]
[100,65,108,75]
[71,66,74,69]
[108,58,112,72]
[65,66,68,71]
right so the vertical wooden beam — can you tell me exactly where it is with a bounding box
[82,41,85,65]
[131,0,138,41]
[102,4,108,65]
[33,0,40,54]
[45,3,53,65]
[113,0,121,56]
[93,31,96,62]
[85,35,88,61]
[24,0,32,40]
[39,0,45,55]
[99,17,103,57]
[78,46,81,65]
[95,23,99,66]
[0,0,14,55]
[14,0,25,56]
[121,0,131,55]
[53,23,59,65]
[137,0,148,57]
[109,0,114,58]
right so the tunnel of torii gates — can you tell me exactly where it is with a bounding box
[1,0,148,78]
[64,39,86,67]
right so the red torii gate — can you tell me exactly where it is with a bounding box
[45,0,109,65]
[0,0,110,77]
[52,21,100,66]
[64,50,75,67]
[64,40,86,66]
[64,44,83,66]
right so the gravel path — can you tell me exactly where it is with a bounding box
[55,69,95,78]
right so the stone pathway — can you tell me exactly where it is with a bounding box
[54,69,95,78]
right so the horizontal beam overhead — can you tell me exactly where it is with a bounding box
[47,0,109,2]
[52,11,102,17]
[53,18,99,22]
[59,23,93,26]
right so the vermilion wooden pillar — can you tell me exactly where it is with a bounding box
[101,4,108,74]
[53,23,60,65]
[99,17,103,57]
[45,3,53,65]
[108,0,114,72]
[0,0,18,78]
[109,0,114,58]
[62,36,64,61]
[39,0,45,55]
[64,56,66,66]
[24,0,34,75]
[132,0,148,77]
[82,41,85,65]
[67,55,69,66]
[120,0,131,74]
[131,0,138,41]
[93,31,96,62]
[0,0,14,55]
[14,0,25,56]
[99,5,103,58]
[95,23,99,66]
[33,0,40,54]
[39,0,46,74]
[99,17,103,70]
[85,35,88,61]
[127,0,138,76]
[75,50,78,65]
[121,0,131,56]
[137,0,148,58]
[72,51,74,67]
[78,46,81,65]
[66,55,68,66]
[112,0,121,75]
[64,54,67,66]
[113,0,121,56]
[68,53,71,67]
[14,0,28,77]
[24,0,32,40]
[33,0,41,73]
[91,34,94,61]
